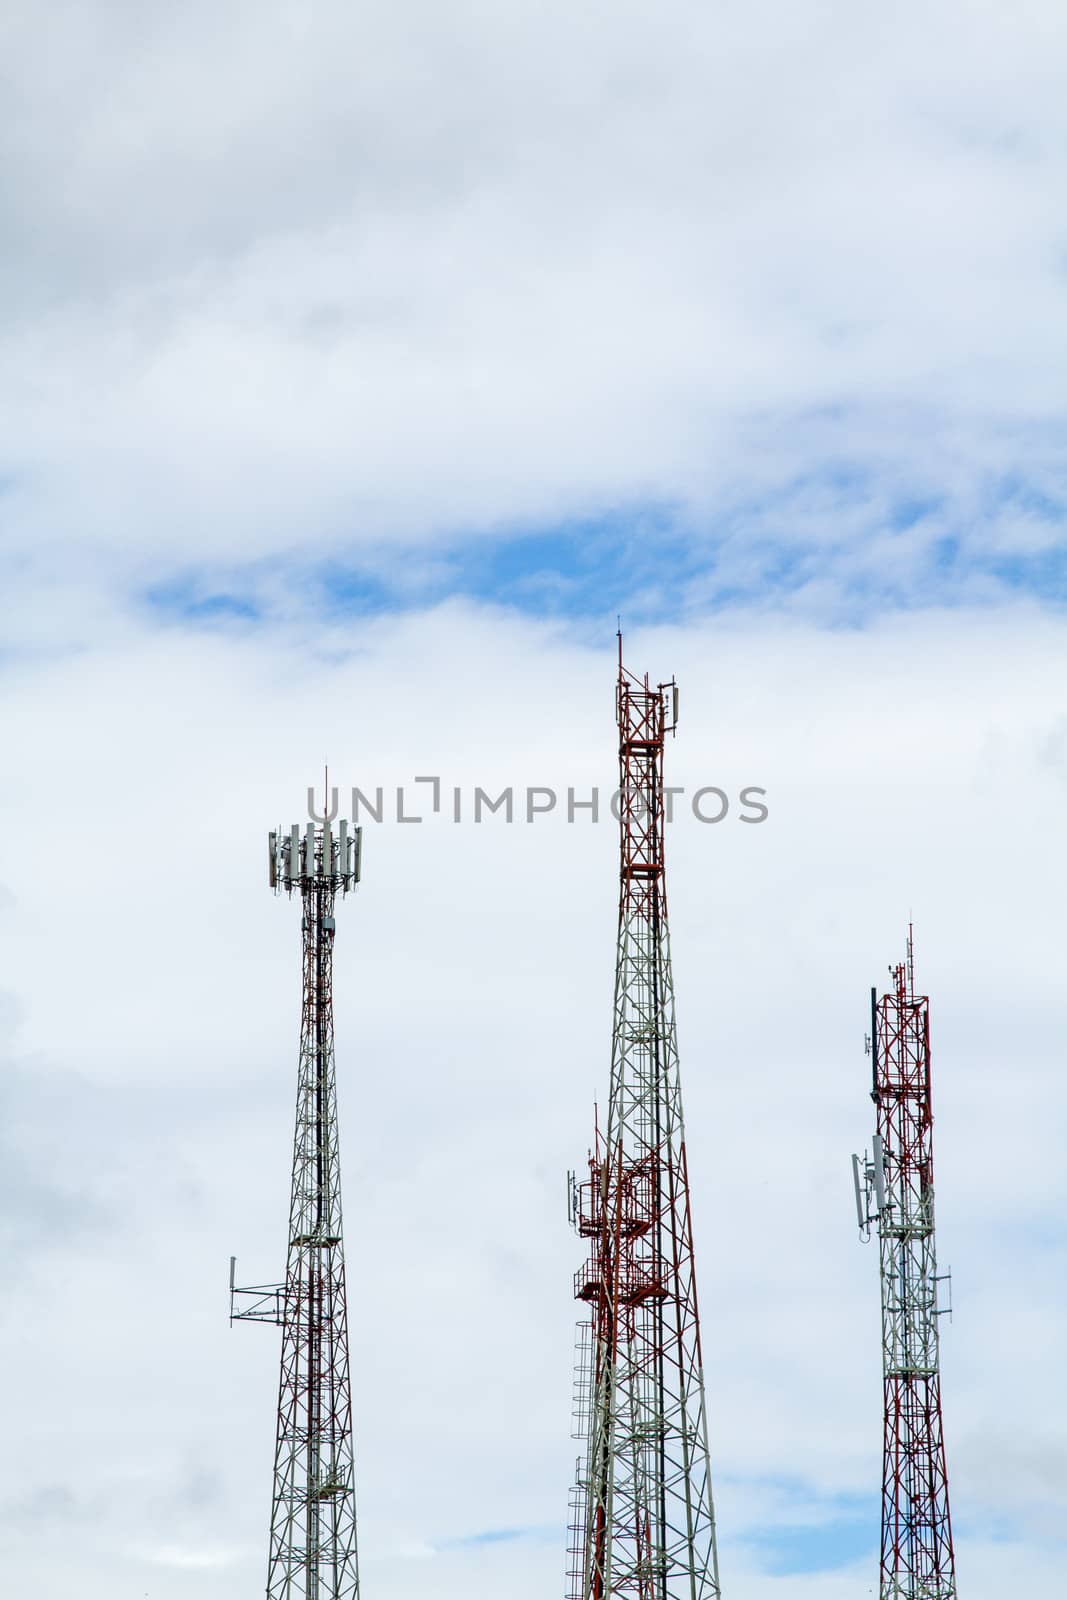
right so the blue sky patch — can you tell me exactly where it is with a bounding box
[738,1499,878,1576]
[139,450,1067,632]
[145,576,264,625]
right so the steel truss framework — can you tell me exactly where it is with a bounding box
[869,942,957,1600]
[567,644,721,1600]
[234,823,361,1600]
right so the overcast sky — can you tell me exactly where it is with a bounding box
[1,3,1065,1597]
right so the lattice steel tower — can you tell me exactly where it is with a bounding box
[231,817,363,1600]
[852,931,957,1600]
[566,640,721,1600]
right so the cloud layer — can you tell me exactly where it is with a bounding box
[2,0,1066,632]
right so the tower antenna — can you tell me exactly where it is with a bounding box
[566,647,721,1599]
[232,816,363,1598]
[906,920,915,1002]
[851,933,958,1598]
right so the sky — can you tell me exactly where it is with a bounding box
[1,2,1066,1596]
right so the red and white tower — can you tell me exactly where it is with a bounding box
[567,640,722,1600]
[852,931,958,1600]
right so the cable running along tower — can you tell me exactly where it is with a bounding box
[852,932,957,1600]
[232,817,363,1600]
[567,641,721,1600]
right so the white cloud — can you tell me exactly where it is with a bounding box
[0,0,1065,608]
[134,1544,240,1570]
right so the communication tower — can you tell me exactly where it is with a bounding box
[566,640,722,1600]
[232,817,363,1600]
[852,930,958,1599]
